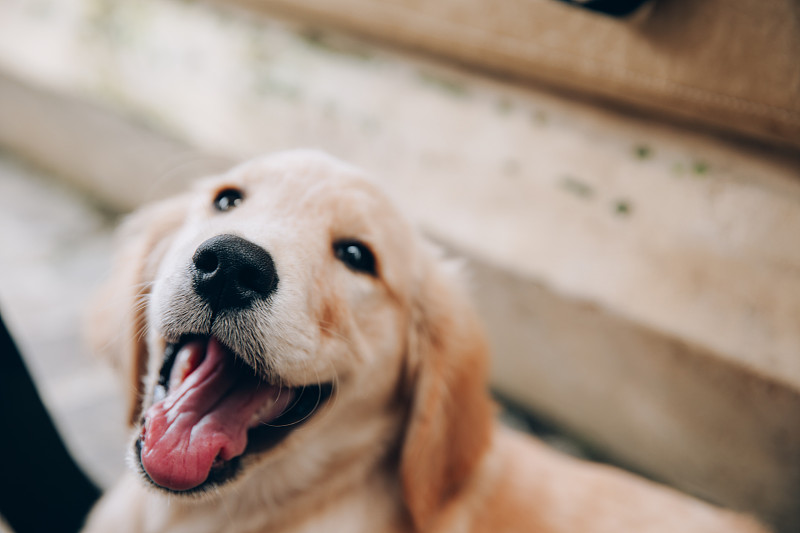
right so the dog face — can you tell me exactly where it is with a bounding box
[91,151,492,529]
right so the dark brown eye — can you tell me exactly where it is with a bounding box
[213,188,244,212]
[334,240,377,276]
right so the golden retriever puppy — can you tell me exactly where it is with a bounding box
[83,150,768,533]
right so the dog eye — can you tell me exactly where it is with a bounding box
[213,188,244,212]
[334,241,377,276]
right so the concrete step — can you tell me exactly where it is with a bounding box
[0,0,798,530]
[0,154,126,489]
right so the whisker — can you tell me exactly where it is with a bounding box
[145,151,231,201]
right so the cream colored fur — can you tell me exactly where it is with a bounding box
[83,150,769,533]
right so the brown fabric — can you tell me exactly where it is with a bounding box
[244,0,800,150]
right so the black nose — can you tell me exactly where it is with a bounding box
[191,234,278,312]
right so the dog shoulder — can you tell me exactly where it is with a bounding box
[450,426,771,533]
[82,473,148,533]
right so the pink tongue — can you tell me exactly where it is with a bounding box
[140,338,286,491]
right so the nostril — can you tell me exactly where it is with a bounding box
[238,265,270,294]
[194,249,219,274]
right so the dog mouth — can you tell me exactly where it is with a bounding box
[136,335,332,493]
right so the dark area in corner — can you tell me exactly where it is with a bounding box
[0,313,100,533]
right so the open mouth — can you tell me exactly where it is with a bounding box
[135,335,332,493]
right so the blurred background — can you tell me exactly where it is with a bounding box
[0,0,799,531]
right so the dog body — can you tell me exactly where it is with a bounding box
[84,151,767,533]
[85,426,764,533]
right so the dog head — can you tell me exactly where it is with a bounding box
[90,150,492,529]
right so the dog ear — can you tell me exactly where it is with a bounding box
[400,259,494,531]
[86,195,189,426]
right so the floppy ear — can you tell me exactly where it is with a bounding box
[86,195,189,426]
[400,259,494,531]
